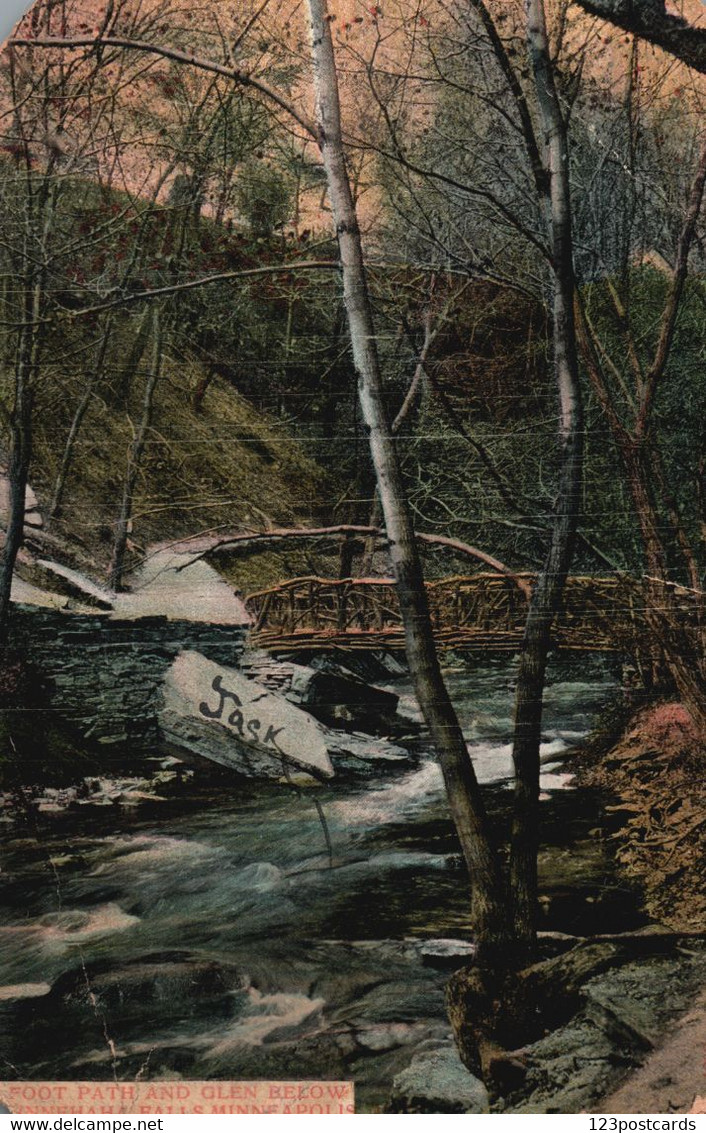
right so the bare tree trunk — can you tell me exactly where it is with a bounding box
[0,172,54,640]
[49,314,114,521]
[361,306,433,576]
[0,44,63,641]
[108,305,163,591]
[0,296,35,642]
[306,0,509,951]
[509,0,584,954]
[192,363,215,415]
[337,533,357,579]
[113,305,152,405]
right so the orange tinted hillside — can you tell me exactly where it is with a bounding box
[1,0,704,231]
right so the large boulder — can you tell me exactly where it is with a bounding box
[160,651,335,781]
[242,652,401,733]
[48,952,243,1026]
[287,648,408,683]
[160,651,417,782]
[287,665,399,732]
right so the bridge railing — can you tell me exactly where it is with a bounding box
[245,573,651,652]
[247,576,402,638]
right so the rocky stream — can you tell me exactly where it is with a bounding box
[1,653,704,1113]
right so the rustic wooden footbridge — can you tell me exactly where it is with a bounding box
[245,572,658,654]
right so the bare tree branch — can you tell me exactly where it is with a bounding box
[63,261,341,318]
[173,522,532,594]
[637,139,706,438]
[7,34,317,138]
[572,0,706,75]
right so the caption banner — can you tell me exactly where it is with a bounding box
[0,1082,355,1115]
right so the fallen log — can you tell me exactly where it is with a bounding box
[173,525,533,596]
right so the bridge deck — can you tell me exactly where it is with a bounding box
[250,628,617,652]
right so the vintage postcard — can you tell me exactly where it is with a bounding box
[0,0,704,1116]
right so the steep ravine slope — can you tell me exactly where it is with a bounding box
[12,350,327,585]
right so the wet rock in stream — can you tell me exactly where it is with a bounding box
[244,654,403,734]
[14,951,245,1064]
[389,1043,490,1113]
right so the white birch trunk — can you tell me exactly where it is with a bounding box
[306,0,508,948]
